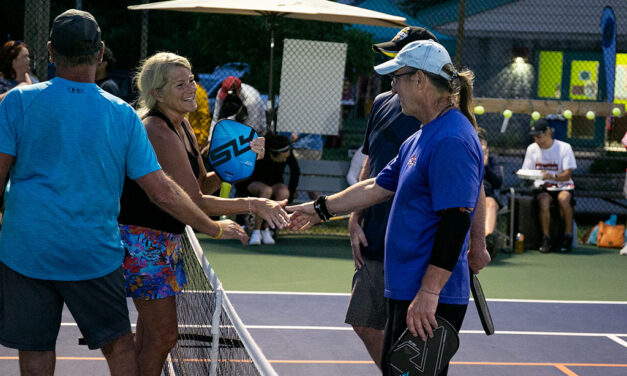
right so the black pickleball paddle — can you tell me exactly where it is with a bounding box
[469,268,495,336]
[387,316,460,376]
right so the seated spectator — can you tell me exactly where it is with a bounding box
[346,146,366,186]
[210,76,266,138]
[522,119,577,253]
[289,132,324,200]
[477,128,502,256]
[622,130,627,198]
[236,133,300,245]
[95,46,120,98]
[622,130,627,256]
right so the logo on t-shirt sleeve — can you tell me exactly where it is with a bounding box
[407,155,417,167]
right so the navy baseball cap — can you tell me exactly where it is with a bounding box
[529,119,550,136]
[372,26,439,58]
[50,9,101,57]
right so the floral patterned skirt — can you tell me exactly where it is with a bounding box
[119,224,187,300]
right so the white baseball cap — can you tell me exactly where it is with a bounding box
[374,40,455,81]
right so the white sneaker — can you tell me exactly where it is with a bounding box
[620,244,627,255]
[250,230,262,246]
[261,228,275,245]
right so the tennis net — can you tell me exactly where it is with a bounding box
[162,226,277,376]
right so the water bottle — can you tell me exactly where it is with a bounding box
[515,233,525,254]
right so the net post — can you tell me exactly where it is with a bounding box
[209,279,223,376]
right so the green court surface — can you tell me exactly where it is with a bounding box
[198,234,627,301]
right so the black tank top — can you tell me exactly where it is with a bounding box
[118,110,200,234]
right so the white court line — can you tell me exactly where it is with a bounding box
[483,298,627,305]
[227,291,351,297]
[226,291,627,305]
[59,322,627,341]
[608,335,627,348]
[243,325,627,338]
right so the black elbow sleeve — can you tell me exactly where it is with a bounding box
[429,208,472,271]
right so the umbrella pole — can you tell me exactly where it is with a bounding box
[267,15,277,133]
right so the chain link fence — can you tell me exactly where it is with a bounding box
[23,0,50,82]
[411,0,627,227]
[12,0,627,237]
[262,0,627,236]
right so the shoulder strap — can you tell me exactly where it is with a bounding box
[144,109,199,157]
[180,121,199,157]
[144,109,176,132]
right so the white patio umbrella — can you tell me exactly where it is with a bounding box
[128,0,406,128]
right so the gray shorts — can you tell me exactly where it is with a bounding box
[0,262,131,351]
[344,258,386,330]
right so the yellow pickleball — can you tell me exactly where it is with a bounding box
[586,111,595,120]
[474,105,485,115]
[503,109,512,118]
[612,107,621,117]
[563,110,572,119]
[531,111,541,120]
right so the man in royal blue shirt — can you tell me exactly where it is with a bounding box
[345,26,441,368]
[346,26,488,370]
[288,40,490,375]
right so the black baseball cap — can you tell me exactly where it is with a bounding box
[268,134,290,153]
[372,26,439,57]
[50,9,101,57]
[529,118,550,136]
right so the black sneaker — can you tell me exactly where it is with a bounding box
[539,236,552,253]
[560,234,573,253]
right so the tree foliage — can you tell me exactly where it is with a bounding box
[5,0,377,94]
[146,11,375,92]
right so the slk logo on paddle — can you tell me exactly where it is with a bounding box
[209,129,255,168]
[207,119,258,184]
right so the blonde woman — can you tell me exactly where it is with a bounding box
[119,52,288,375]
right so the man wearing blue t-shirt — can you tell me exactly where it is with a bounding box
[0,10,240,376]
[346,27,488,370]
[345,26,440,368]
[288,40,489,375]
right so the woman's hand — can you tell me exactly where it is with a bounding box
[251,137,265,160]
[251,198,289,229]
[215,219,249,245]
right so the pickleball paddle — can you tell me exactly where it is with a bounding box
[469,268,495,335]
[207,119,258,199]
[387,316,459,376]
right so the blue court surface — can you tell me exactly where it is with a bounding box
[1,292,626,375]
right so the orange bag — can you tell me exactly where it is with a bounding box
[596,221,625,248]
